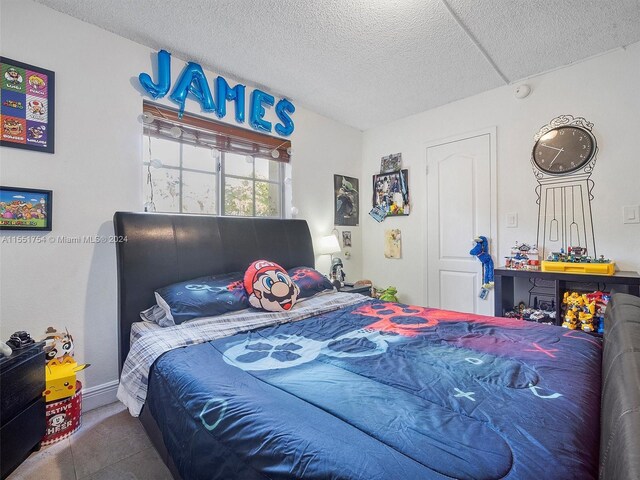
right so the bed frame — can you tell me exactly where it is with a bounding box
[113,212,316,479]
[113,212,640,480]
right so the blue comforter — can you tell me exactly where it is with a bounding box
[146,300,601,479]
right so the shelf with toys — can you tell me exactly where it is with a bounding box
[494,268,640,333]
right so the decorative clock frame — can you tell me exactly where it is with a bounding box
[532,115,599,259]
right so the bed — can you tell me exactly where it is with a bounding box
[113,212,639,480]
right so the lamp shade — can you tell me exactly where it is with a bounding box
[317,235,341,255]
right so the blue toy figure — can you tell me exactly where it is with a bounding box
[470,236,494,289]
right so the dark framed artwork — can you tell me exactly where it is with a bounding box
[380,153,402,173]
[334,175,359,226]
[372,169,410,216]
[1,57,55,153]
[0,186,53,231]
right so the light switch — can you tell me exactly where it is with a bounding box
[623,205,640,224]
[506,213,518,228]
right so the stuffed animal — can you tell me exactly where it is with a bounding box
[470,236,494,288]
[378,286,398,302]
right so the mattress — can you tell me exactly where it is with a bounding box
[144,299,602,479]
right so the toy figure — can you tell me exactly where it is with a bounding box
[378,286,398,302]
[44,357,89,402]
[470,236,494,288]
[562,308,579,329]
[330,258,346,288]
[579,311,595,332]
[44,327,74,364]
[244,260,300,312]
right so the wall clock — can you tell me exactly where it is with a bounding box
[532,125,597,175]
[531,115,599,259]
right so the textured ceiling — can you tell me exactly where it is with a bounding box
[33,0,640,130]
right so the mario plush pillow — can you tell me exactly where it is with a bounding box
[287,266,334,299]
[244,260,300,312]
[154,272,249,325]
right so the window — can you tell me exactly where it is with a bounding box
[142,102,290,218]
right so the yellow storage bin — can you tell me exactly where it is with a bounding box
[541,261,615,276]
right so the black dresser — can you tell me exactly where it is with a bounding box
[0,342,46,479]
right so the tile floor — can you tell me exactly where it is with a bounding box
[8,402,172,480]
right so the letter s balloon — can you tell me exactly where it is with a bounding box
[138,49,171,99]
[275,98,295,136]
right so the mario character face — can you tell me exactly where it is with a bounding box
[244,260,299,312]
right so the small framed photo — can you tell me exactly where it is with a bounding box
[1,57,55,153]
[380,153,402,174]
[0,186,52,231]
[342,231,352,247]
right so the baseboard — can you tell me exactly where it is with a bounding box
[82,379,119,411]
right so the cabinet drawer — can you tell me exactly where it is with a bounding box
[0,397,45,479]
[0,350,45,426]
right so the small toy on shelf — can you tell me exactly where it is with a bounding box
[504,241,540,271]
[504,300,555,325]
[562,290,609,334]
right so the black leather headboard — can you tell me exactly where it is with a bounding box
[600,292,640,480]
[113,212,315,372]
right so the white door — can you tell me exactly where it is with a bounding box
[426,131,496,315]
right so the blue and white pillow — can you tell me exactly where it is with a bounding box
[153,272,249,326]
[287,266,334,299]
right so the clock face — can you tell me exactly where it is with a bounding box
[532,126,596,174]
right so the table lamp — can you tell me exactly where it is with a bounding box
[317,234,341,262]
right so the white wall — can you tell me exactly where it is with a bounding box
[0,0,362,404]
[362,44,640,305]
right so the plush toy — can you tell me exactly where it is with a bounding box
[244,260,300,312]
[470,236,494,288]
[378,286,398,302]
[43,327,74,364]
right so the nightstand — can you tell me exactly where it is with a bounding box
[339,283,373,297]
[1,341,46,479]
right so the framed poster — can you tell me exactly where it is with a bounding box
[0,186,53,231]
[1,57,55,153]
[334,175,359,226]
[373,169,410,216]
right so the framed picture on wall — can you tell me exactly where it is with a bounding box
[0,57,55,153]
[372,169,410,216]
[334,175,359,226]
[0,186,53,231]
[380,153,402,174]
